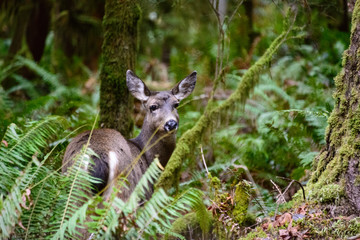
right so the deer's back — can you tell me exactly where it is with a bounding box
[63,128,147,200]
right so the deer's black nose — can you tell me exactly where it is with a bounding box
[164,120,178,132]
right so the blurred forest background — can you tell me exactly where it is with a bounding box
[0,0,358,239]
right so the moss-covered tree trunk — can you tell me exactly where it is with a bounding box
[99,0,140,138]
[309,0,360,213]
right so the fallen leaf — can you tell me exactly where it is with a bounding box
[279,229,290,238]
[262,222,269,230]
[273,213,292,227]
[296,203,308,215]
[289,225,298,235]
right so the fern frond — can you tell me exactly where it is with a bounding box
[91,158,163,239]
[134,188,205,239]
[255,83,298,109]
[88,158,206,240]
[126,158,162,211]
[47,147,100,240]
[6,74,39,99]
[0,116,68,239]
[0,87,13,111]
[0,116,67,194]
[0,160,57,239]
[0,60,24,84]
[15,56,61,89]
[0,162,32,239]
[21,168,61,240]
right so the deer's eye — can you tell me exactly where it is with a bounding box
[149,105,158,112]
[173,103,179,109]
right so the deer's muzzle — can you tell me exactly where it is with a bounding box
[164,120,178,132]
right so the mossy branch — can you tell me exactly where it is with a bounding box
[155,26,297,191]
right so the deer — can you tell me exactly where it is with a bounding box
[62,70,197,201]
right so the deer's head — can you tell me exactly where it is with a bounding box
[126,70,197,134]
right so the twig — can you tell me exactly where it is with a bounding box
[282,179,295,197]
[270,179,286,204]
[347,234,360,240]
[208,0,221,25]
[271,0,286,17]
[207,0,244,99]
[200,145,209,176]
[276,176,306,201]
[270,179,285,218]
[228,0,245,24]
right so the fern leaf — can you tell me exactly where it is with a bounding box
[47,147,100,239]
[15,56,60,89]
[0,116,67,194]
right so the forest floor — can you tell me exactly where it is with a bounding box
[242,202,360,240]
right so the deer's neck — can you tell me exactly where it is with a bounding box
[131,122,176,168]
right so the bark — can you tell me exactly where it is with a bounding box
[2,3,32,90]
[309,0,360,214]
[25,0,51,62]
[338,0,349,32]
[52,0,103,83]
[99,0,140,138]
[6,4,32,59]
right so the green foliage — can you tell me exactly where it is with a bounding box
[0,116,67,238]
[0,117,205,239]
[0,53,99,138]
[86,158,206,239]
[211,42,341,183]
[46,147,100,239]
[0,0,354,238]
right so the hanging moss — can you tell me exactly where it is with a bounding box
[156,26,297,190]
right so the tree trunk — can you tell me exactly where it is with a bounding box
[99,0,140,138]
[309,0,360,214]
[25,0,51,62]
[2,3,32,90]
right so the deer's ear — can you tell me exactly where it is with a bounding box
[126,70,151,101]
[171,71,197,101]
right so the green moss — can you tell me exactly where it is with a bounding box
[233,181,251,225]
[278,197,302,213]
[307,183,345,204]
[351,1,360,33]
[99,0,140,138]
[355,176,360,186]
[209,173,221,191]
[164,211,213,240]
[238,227,267,240]
[310,154,344,191]
[331,218,360,237]
[309,20,360,206]
[297,217,360,239]
[166,212,198,239]
[349,113,360,136]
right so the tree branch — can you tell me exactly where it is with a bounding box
[156,23,297,190]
